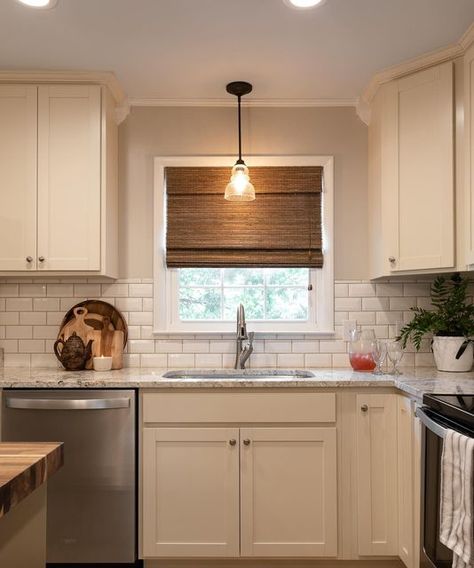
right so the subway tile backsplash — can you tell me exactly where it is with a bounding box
[0,278,435,369]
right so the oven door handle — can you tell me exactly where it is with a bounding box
[416,407,448,439]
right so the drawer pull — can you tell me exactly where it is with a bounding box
[243,439,251,446]
[361,404,369,412]
[229,439,237,446]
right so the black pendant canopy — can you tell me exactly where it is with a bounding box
[224,81,255,201]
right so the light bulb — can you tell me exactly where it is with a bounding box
[284,0,326,8]
[225,163,255,201]
[16,0,58,8]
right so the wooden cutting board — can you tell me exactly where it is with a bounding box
[60,307,94,344]
[86,319,124,370]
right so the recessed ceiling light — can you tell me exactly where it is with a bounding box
[16,0,58,8]
[284,0,326,8]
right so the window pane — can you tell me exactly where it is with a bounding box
[223,287,265,320]
[265,268,309,286]
[179,268,221,287]
[223,268,264,286]
[266,287,308,320]
[179,287,221,320]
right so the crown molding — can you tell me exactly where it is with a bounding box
[360,20,474,113]
[128,97,358,108]
[360,43,462,107]
[459,21,474,51]
[0,70,126,105]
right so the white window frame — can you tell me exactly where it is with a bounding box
[153,155,334,336]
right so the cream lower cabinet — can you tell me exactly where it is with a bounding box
[240,427,337,557]
[141,391,419,564]
[355,394,398,556]
[142,427,240,558]
[142,414,338,559]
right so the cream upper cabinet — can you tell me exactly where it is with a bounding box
[240,427,337,558]
[0,83,118,277]
[0,85,37,271]
[369,61,454,277]
[356,394,398,556]
[142,427,240,558]
[37,85,101,271]
[465,44,474,266]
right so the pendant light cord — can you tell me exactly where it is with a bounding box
[237,94,243,164]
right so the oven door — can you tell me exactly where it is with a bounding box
[417,407,474,568]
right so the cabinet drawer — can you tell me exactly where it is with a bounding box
[142,391,336,424]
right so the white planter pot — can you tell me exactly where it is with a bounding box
[432,336,474,372]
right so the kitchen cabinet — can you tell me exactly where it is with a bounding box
[141,391,338,560]
[0,85,37,271]
[0,83,118,277]
[465,44,474,266]
[397,396,414,568]
[368,61,454,277]
[240,427,337,557]
[141,390,422,564]
[37,85,101,271]
[355,394,398,556]
[142,427,240,558]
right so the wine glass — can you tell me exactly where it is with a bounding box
[387,340,403,375]
[372,339,387,375]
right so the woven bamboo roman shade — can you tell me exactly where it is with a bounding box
[165,166,324,268]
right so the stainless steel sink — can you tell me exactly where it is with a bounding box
[162,369,315,380]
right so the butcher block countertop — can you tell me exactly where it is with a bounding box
[0,442,63,519]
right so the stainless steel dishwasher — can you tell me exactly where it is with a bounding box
[1,389,138,565]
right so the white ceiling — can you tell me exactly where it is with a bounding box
[1,0,473,103]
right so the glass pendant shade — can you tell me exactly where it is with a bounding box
[225,163,255,201]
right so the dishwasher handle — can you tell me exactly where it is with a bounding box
[5,397,131,411]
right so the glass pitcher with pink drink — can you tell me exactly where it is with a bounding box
[349,329,377,372]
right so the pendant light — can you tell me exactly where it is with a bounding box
[225,81,255,201]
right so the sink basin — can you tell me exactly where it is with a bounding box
[162,369,315,380]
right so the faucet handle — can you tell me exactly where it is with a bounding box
[248,331,255,345]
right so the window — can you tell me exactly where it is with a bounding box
[153,156,334,335]
[179,268,310,321]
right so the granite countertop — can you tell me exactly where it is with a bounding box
[0,442,63,519]
[0,367,472,399]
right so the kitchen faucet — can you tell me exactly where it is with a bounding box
[234,303,254,369]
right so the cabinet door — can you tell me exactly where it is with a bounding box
[142,427,240,558]
[37,85,101,271]
[465,45,474,265]
[240,427,337,557]
[384,61,454,272]
[0,85,37,270]
[398,396,414,568]
[356,394,398,556]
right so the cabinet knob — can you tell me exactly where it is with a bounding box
[361,404,369,412]
[229,439,237,446]
[26,256,33,263]
[243,439,251,446]
[38,256,45,262]
[388,256,396,264]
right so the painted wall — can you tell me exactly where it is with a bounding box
[118,106,368,279]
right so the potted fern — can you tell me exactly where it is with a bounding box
[398,273,474,372]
